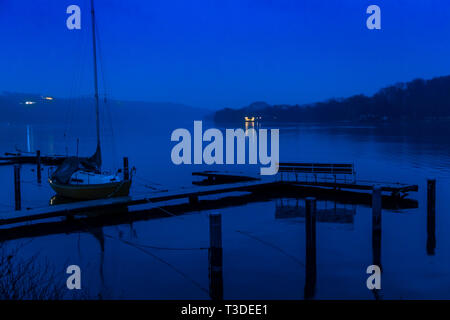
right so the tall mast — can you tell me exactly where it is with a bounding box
[90,0,101,169]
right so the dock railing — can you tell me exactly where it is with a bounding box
[278,162,356,184]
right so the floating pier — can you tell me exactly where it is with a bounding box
[278,162,417,197]
[0,162,420,230]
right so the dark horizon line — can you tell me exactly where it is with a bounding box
[3,73,450,112]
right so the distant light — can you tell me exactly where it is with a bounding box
[245,116,255,122]
[44,96,54,100]
[25,101,36,105]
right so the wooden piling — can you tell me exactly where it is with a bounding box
[304,197,316,299]
[36,150,41,184]
[208,213,223,300]
[189,195,199,205]
[372,186,382,269]
[427,179,436,255]
[14,165,21,211]
[123,157,129,181]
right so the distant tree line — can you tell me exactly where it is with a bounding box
[214,75,450,124]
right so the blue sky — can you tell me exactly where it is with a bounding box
[1,0,450,109]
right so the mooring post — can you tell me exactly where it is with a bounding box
[208,213,223,300]
[123,157,129,181]
[427,179,436,255]
[372,186,382,270]
[36,150,41,184]
[304,197,316,299]
[189,195,199,205]
[14,165,21,211]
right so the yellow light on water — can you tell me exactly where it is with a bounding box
[44,97,54,100]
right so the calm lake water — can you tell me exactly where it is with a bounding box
[1,118,450,299]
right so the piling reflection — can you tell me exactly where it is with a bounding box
[275,198,356,224]
[274,197,356,299]
[86,227,107,298]
[14,165,21,211]
[304,198,316,300]
[372,187,382,299]
[36,150,41,184]
[208,213,223,300]
[427,179,436,255]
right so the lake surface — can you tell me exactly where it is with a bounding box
[1,118,450,299]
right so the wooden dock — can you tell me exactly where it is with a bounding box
[0,152,65,166]
[0,178,276,226]
[0,168,419,229]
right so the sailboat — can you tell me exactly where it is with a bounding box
[49,0,132,200]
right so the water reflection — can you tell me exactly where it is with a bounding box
[275,198,356,224]
[2,116,450,299]
[49,195,75,206]
[88,227,106,298]
[427,179,436,256]
[26,125,33,152]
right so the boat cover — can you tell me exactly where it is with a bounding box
[51,156,100,184]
